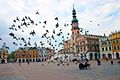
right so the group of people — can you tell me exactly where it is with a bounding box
[79,59,90,70]
[96,59,120,65]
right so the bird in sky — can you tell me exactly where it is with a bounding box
[55,22,59,28]
[53,29,55,34]
[46,30,49,33]
[22,18,25,21]
[90,20,92,22]
[28,41,31,46]
[44,21,47,24]
[13,20,16,23]
[9,32,14,37]
[30,30,36,36]
[98,24,100,26]
[18,25,21,29]
[34,42,37,47]
[25,16,28,19]
[16,17,19,21]
[55,17,58,21]
[0,37,2,40]
[67,33,70,35]
[36,10,40,15]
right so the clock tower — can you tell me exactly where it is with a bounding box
[71,5,80,40]
[70,5,80,54]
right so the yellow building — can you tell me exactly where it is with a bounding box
[110,31,120,59]
[15,47,39,62]
[0,48,8,63]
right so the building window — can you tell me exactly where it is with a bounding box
[116,40,119,43]
[92,41,94,44]
[113,41,115,44]
[92,46,95,50]
[89,41,91,44]
[114,46,116,50]
[106,47,108,51]
[83,41,85,44]
[94,41,96,44]
[109,47,111,50]
[108,41,110,44]
[95,46,99,51]
[102,48,104,51]
[80,48,82,52]
[90,47,92,50]
[84,47,86,51]
[117,46,120,50]
[101,43,104,45]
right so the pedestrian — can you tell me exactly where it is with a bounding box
[28,61,29,65]
[19,59,21,66]
[96,59,101,65]
[106,58,108,61]
[111,60,113,65]
[118,60,120,64]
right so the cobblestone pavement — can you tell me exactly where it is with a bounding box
[0,60,120,80]
[0,63,26,80]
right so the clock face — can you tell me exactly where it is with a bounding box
[72,23,75,27]
[72,23,78,27]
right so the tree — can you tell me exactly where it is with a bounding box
[7,51,15,62]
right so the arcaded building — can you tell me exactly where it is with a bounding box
[15,47,39,62]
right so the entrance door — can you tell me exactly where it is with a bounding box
[26,59,28,62]
[108,53,112,59]
[1,59,5,63]
[22,59,25,62]
[95,53,98,60]
[116,53,119,59]
[102,54,106,59]
[90,53,93,60]
[33,59,35,62]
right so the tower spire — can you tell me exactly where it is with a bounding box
[71,5,79,30]
[72,5,78,23]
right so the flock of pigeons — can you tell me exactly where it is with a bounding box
[0,10,70,51]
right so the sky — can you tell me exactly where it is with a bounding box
[0,0,120,53]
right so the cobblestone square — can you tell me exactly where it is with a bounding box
[0,60,120,80]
